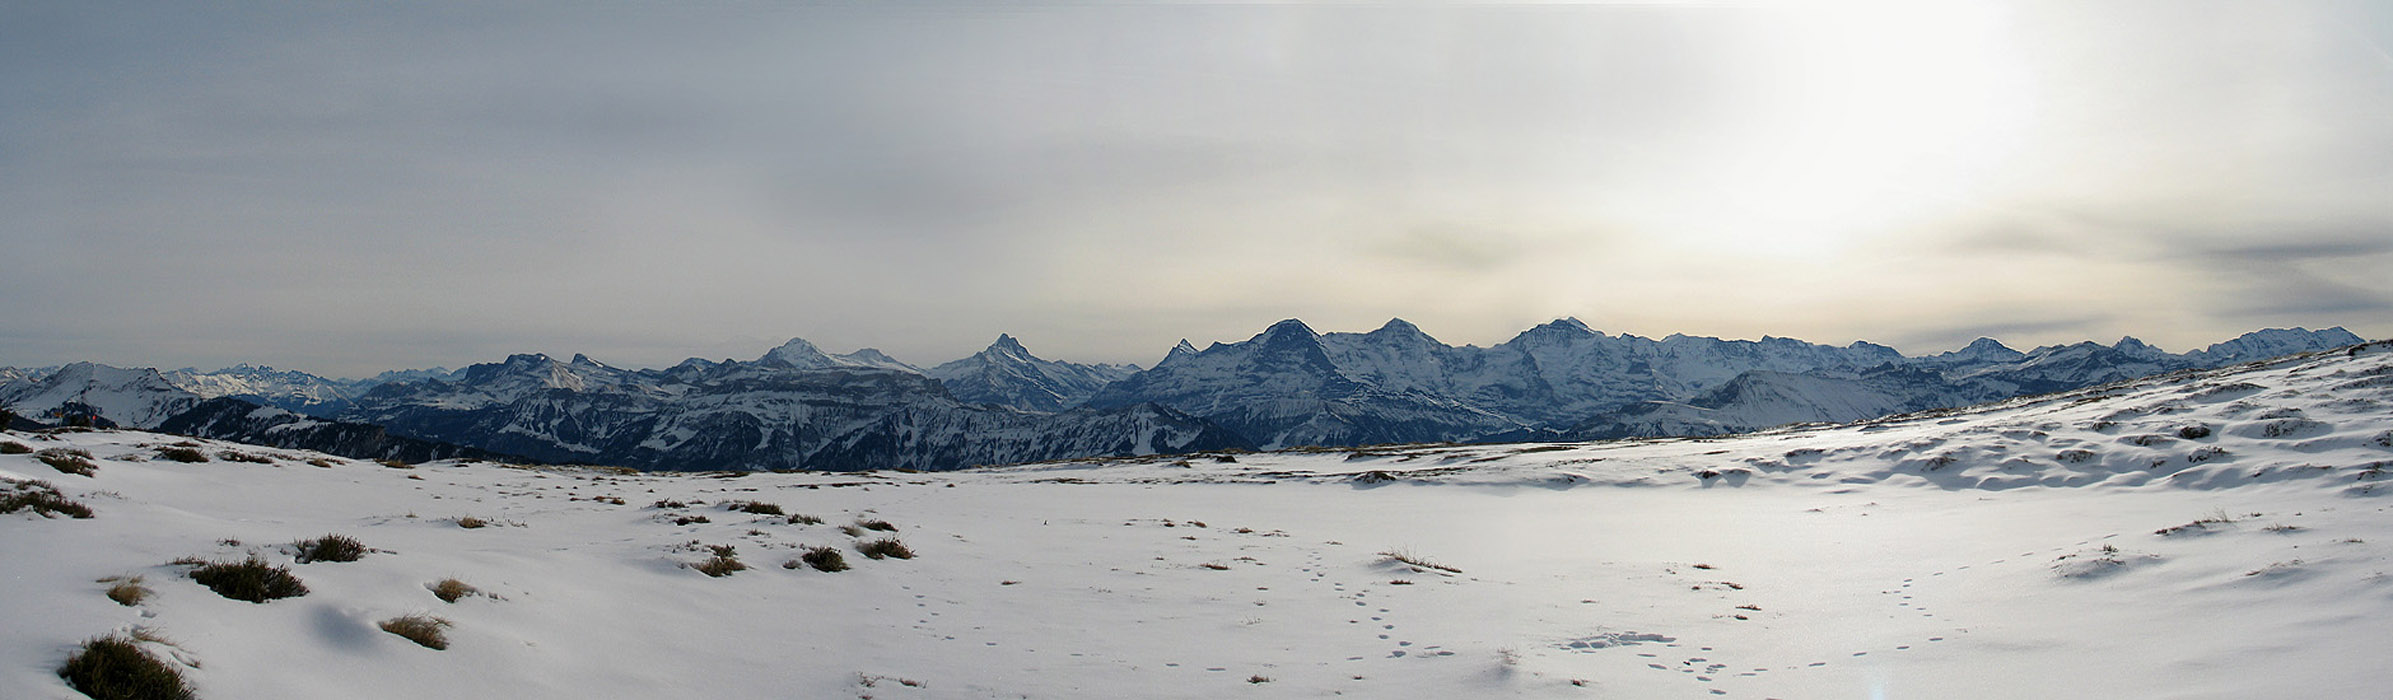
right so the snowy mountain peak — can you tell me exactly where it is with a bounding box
[991,333,1028,354]
[758,337,834,369]
[2113,336,2163,356]
[2195,327,2366,364]
[836,348,921,373]
[1257,318,1319,341]
[1360,317,1442,344]
[568,353,608,368]
[1932,337,2025,364]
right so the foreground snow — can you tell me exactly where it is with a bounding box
[5,343,2390,699]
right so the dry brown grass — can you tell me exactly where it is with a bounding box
[379,614,452,650]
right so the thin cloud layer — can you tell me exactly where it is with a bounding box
[0,1,2386,377]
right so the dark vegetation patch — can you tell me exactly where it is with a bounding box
[187,557,308,602]
[58,635,194,700]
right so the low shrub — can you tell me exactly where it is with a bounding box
[429,578,477,603]
[378,459,413,469]
[2,479,94,518]
[0,441,30,454]
[57,635,194,700]
[37,448,98,477]
[837,524,864,537]
[787,513,824,525]
[854,518,898,532]
[857,537,914,560]
[455,516,489,529]
[188,557,308,602]
[379,614,452,650]
[293,534,368,563]
[673,515,710,526]
[797,545,849,572]
[217,451,273,464]
[156,446,208,463]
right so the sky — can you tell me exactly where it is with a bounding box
[3,1,2389,378]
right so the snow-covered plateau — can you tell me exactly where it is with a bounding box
[6,341,2391,699]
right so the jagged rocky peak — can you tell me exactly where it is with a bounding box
[1161,339,1200,364]
[568,353,608,368]
[2113,336,2166,357]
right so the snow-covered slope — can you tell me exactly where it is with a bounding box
[161,364,358,417]
[5,341,2389,699]
[0,362,200,429]
[926,334,1138,411]
[1568,330,2367,440]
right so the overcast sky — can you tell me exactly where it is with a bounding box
[4,1,2389,378]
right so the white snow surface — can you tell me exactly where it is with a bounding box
[5,342,2393,699]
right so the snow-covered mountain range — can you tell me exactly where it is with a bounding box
[1086,319,2362,449]
[927,334,1139,411]
[0,322,2366,470]
[338,348,1240,471]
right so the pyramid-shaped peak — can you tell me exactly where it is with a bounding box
[988,334,1031,355]
[758,337,834,367]
[1252,318,1320,343]
[1367,317,1442,345]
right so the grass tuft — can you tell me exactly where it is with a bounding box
[36,448,98,477]
[379,614,452,650]
[854,518,898,532]
[101,575,152,606]
[857,537,914,560]
[787,513,824,525]
[1,479,93,518]
[1379,549,1461,573]
[724,500,784,515]
[292,534,368,563]
[155,446,207,463]
[58,635,194,700]
[796,545,849,572]
[429,578,477,603]
[188,556,308,602]
[691,544,746,577]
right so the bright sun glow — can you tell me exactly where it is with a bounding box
[1653,1,2037,257]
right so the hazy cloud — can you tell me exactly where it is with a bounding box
[1,1,2387,376]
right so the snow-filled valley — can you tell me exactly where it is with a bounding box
[6,341,2392,699]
